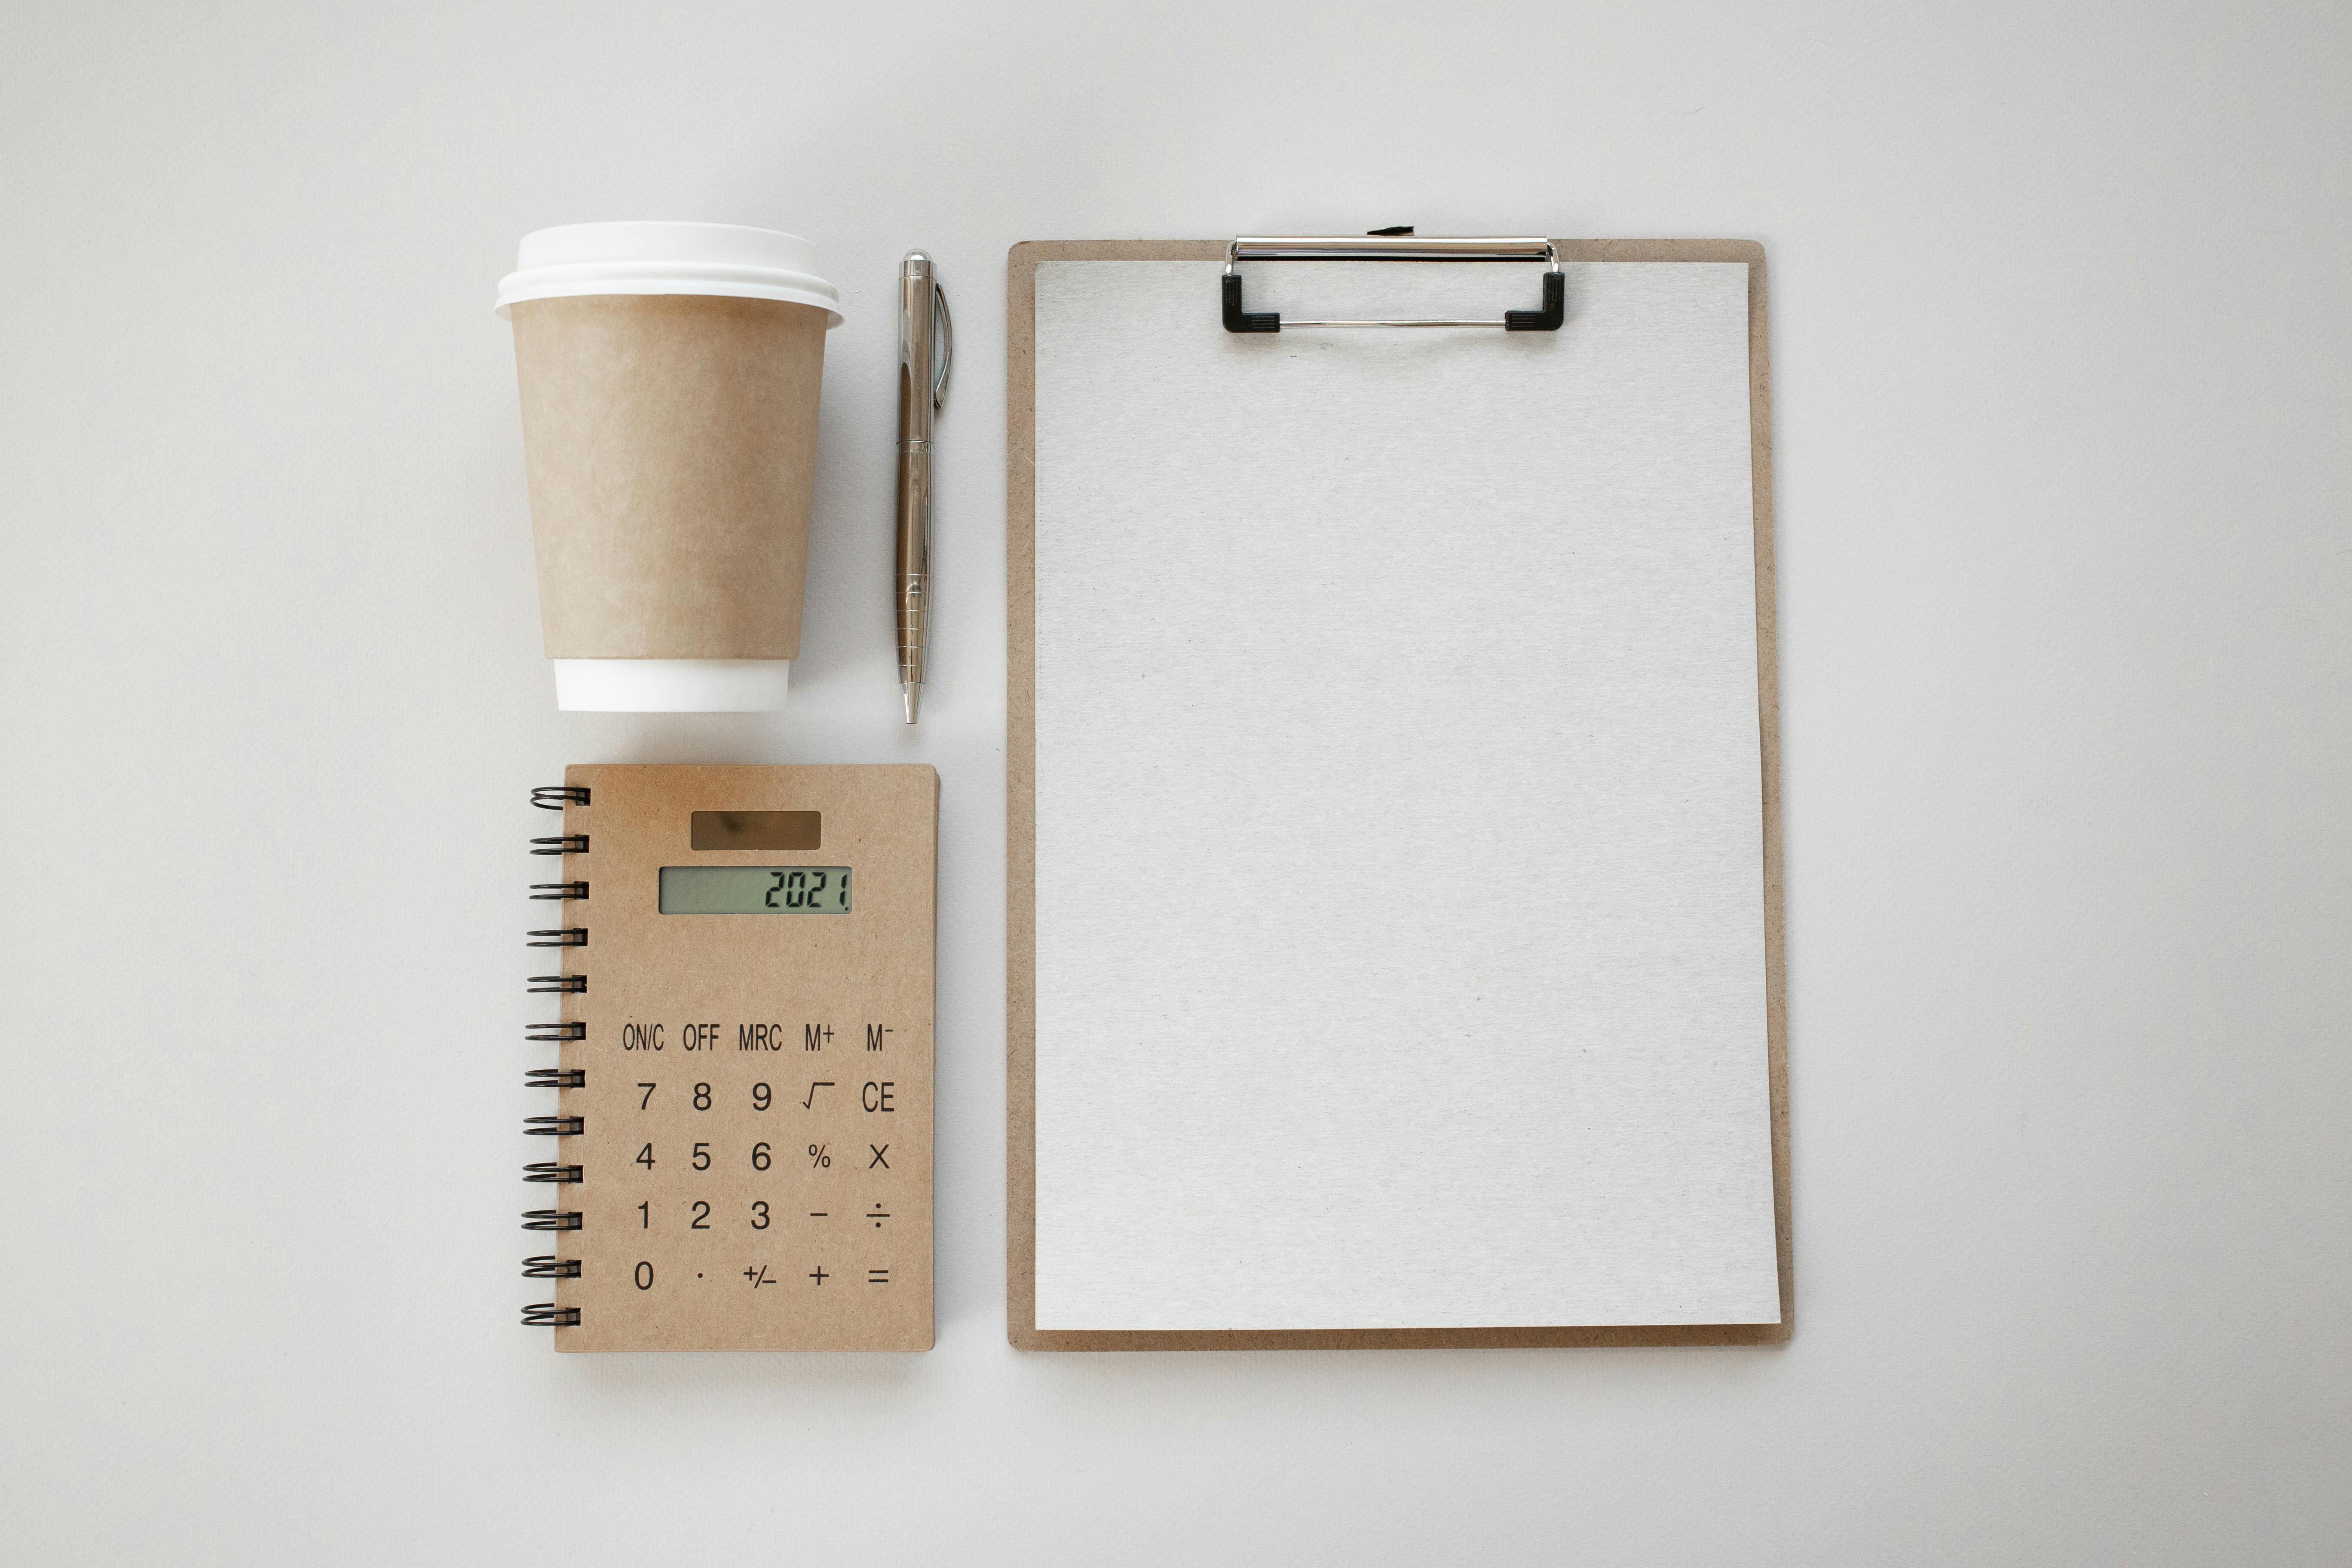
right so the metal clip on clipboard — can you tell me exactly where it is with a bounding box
[1220,228,1565,333]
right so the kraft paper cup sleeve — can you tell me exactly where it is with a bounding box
[511,294,825,663]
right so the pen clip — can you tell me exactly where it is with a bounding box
[930,283,952,413]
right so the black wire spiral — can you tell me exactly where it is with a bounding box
[525,784,587,1327]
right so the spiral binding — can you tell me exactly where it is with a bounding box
[524,784,588,1328]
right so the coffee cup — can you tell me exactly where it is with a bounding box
[496,222,842,710]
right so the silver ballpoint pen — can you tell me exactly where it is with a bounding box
[896,251,951,724]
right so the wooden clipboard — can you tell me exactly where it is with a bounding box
[1006,239,1790,1350]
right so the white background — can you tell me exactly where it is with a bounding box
[2,1,2345,1562]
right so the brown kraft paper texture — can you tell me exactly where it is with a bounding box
[552,764,937,1352]
[511,294,825,661]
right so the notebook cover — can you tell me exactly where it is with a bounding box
[539,763,937,1351]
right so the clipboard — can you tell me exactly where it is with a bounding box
[1008,237,1790,1350]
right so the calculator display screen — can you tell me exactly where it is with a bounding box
[658,867,851,914]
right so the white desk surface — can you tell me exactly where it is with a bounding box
[4,2,2347,1562]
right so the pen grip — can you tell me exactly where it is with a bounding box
[895,443,930,684]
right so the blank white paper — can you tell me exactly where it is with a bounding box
[1032,258,1779,1331]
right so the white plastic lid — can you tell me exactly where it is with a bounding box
[496,222,842,327]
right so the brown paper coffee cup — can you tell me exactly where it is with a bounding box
[497,223,842,710]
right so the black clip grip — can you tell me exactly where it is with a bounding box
[1504,271,1566,331]
[1222,273,1280,334]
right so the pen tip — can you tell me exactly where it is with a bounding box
[902,684,920,725]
